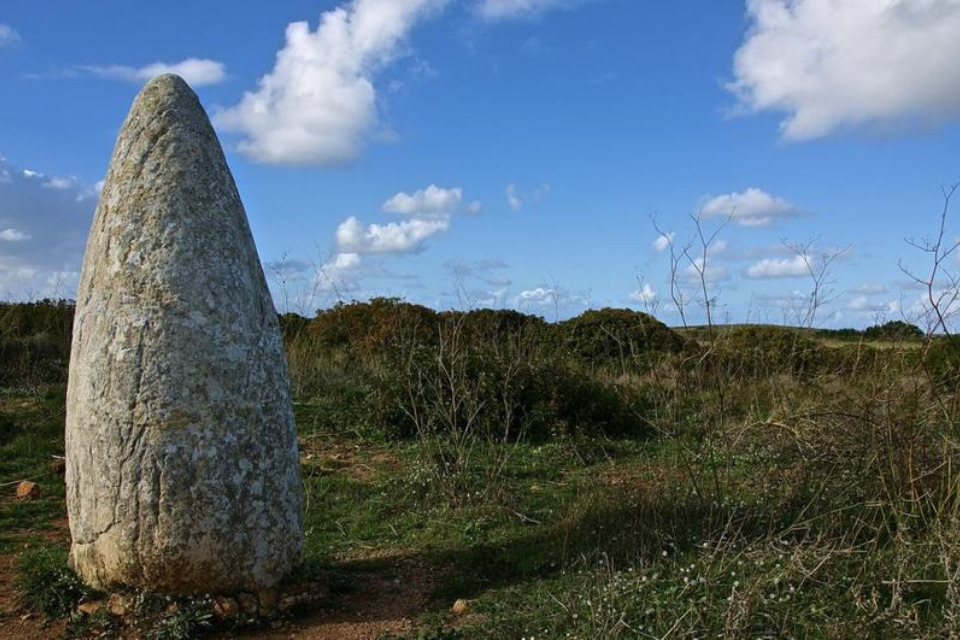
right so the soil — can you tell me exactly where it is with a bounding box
[225,555,441,640]
[0,552,67,640]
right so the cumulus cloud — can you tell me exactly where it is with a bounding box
[0,157,96,298]
[630,283,658,304]
[315,252,364,291]
[745,254,811,279]
[701,187,801,227]
[0,24,21,48]
[216,0,446,165]
[729,0,960,140]
[653,232,674,252]
[845,295,883,312]
[336,214,450,254]
[382,184,464,215]
[684,258,728,284]
[77,58,227,87]
[516,287,554,306]
[476,0,584,20]
[0,228,30,242]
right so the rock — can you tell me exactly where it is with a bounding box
[15,481,40,500]
[257,589,279,610]
[107,593,133,617]
[77,600,104,615]
[237,592,259,616]
[213,596,240,620]
[65,74,302,595]
[451,599,470,616]
[50,457,66,476]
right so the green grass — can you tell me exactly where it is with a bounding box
[0,387,67,553]
[4,325,960,637]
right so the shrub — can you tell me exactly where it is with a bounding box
[863,320,924,340]
[925,335,960,387]
[711,325,824,378]
[0,299,74,387]
[558,308,686,370]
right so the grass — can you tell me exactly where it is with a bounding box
[3,312,960,637]
[0,387,67,553]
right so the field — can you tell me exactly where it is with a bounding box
[2,299,960,638]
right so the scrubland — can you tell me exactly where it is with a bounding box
[2,296,960,638]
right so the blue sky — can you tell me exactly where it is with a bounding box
[2,0,960,328]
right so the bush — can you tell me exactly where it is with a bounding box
[925,335,960,387]
[863,320,924,340]
[558,308,686,370]
[0,299,74,387]
[711,325,824,378]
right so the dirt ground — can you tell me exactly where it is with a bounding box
[0,517,70,640]
[0,534,441,640]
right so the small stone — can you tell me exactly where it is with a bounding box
[107,593,133,617]
[50,458,66,476]
[15,481,40,500]
[278,592,313,611]
[237,592,259,615]
[213,596,240,620]
[77,600,104,615]
[451,599,470,616]
[257,589,279,609]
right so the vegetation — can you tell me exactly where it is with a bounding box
[3,296,960,637]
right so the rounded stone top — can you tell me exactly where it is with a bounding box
[141,73,193,98]
[126,74,206,128]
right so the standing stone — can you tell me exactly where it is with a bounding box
[65,75,302,594]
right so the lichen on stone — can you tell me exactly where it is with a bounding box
[65,74,303,594]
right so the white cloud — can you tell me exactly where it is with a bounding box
[43,177,75,190]
[630,283,658,304]
[653,232,674,252]
[845,295,882,312]
[745,254,811,279]
[729,0,960,140]
[506,184,523,211]
[506,182,549,210]
[701,187,801,227]
[517,287,554,306]
[78,58,227,87]
[477,0,584,20]
[854,283,888,295]
[0,228,30,242]
[315,252,364,291]
[336,214,450,254]
[445,258,511,286]
[216,0,446,165]
[0,24,21,48]
[684,257,728,284]
[382,184,463,215]
[0,157,95,298]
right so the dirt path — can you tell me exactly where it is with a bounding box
[228,555,441,640]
